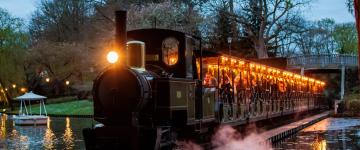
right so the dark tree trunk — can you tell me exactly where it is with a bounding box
[253,38,269,58]
[354,0,360,80]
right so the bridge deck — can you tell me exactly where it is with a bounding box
[287,54,358,70]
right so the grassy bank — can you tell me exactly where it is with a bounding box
[345,94,360,116]
[336,93,360,117]
[10,100,93,116]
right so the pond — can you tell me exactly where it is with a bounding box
[0,114,92,150]
[2,114,360,150]
[274,118,360,150]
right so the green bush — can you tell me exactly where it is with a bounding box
[351,86,360,94]
[347,100,360,116]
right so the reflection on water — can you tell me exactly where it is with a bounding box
[0,114,92,150]
[44,117,55,149]
[275,118,360,150]
[63,117,74,150]
[311,135,326,150]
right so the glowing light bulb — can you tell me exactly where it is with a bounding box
[20,88,26,93]
[107,51,119,64]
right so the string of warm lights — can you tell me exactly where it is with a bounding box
[206,55,326,89]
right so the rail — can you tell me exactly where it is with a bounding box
[287,54,358,69]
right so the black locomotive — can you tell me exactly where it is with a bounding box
[83,11,325,150]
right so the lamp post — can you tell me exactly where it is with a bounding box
[227,37,232,55]
[65,80,70,96]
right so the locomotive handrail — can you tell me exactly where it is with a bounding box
[287,54,358,69]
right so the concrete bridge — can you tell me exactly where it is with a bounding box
[287,54,358,100]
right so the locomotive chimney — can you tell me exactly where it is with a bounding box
[115,10,127,64]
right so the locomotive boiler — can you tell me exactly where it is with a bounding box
[83,11,326,150]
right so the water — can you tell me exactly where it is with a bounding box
[0,114,92,150]
[275,118,360,150]
[1,115,360,150]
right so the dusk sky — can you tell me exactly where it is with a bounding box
[0,0,355,24]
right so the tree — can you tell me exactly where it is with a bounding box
[231,0,311,58]
[28,0,99,96]
[29,0,93,42]
[0,8,28,93]
[346,0,360,80]
[290,19,337,55]
[127,1,203,35]
[25,40,88,95]
[205,1,233,51]
[333,23,358,54]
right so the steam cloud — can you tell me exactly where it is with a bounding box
[211,125,272,150]
[178,125,273,150]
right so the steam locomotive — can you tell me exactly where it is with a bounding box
[83,11,325,150]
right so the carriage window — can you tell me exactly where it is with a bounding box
[162,37,179,66]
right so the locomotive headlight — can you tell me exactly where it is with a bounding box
[107,51,119,64]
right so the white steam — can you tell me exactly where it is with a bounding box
[212,125,272,150]
[177,125,273,150]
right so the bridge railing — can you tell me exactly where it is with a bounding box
[287,54,358,68]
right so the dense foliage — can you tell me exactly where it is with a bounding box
[0,0,358,98]
[0,8,28,97]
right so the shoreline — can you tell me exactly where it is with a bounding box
[2,112,93,118]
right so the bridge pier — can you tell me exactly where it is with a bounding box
[340,65,345,100]
[300,67,304,76]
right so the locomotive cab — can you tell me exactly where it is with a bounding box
[127,29,204,126]
[127,29,199,79]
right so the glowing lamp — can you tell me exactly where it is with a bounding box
[170,57,176,64]
[20,88,27,93]
[288,73,293,77]
[107,51,119,64]
[261,66,266,70]
[250,64,255,68]
[45,78,50,83]
[12,84,16,89]
[65,80,70,85]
